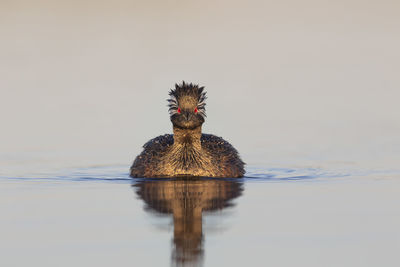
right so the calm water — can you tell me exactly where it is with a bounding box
[1,165,399,267]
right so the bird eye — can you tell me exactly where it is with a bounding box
[194,108,198,113]
[177,107,181,114]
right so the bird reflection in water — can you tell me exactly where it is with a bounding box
[133,178,244,267]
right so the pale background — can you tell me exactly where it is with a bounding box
[1,0,399,175]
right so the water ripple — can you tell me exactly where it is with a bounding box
[1,165,399,184]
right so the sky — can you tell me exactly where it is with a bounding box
[1,0,399,172]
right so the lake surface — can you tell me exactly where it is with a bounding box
[1,165,399,267]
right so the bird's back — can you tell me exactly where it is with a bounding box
[200,134,245,177]
[130,134,244,178]
[130,134,174,177]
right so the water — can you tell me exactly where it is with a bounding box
[1,165,399,267]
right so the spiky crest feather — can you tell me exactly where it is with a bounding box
[167,81,207,117]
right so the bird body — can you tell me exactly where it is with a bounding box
[130,82,245,178]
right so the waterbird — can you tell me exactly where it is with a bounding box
[130,82,245,178]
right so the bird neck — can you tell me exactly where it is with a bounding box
[173,126,202,148]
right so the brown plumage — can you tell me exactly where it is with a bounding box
[130,82,245,178]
